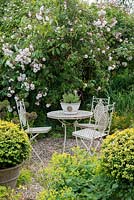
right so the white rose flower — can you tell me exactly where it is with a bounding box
[42,57,46,61]
[109,56,112,61]
[97,86,101,91]
[14,96,19,100]
[122,62,127,67]
[36,92,43,100]
[36,13,43,21]
[45,16,49,21]
[7,93,12,97]
[30,83,35,90]
[7,106,13,112]
[98,10,106,17]
[28,11,32,17]
[17,76,22,82]
[102,20,107,27]
[127,56,132,61]
[112,65,116,69]
[83,83,87,89]
[40,5,44,12]
[35,101,40,106]
[46,104,51,108]
[93,19,101,27]
[108,66,113,71]
[9,78,14,82]
[10,90,15,94]
[33,68,38,73]
[43,92,47,97]
[27,24,32,30]
[29,44,34,51]
[84,54,88,58]
[107,27,111,32]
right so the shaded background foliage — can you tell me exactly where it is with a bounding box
[0,0,134,128]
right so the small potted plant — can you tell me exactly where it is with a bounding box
[60,91,81,114]
[0,120,31,188]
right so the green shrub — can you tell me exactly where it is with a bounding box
[0,100,10,120]
[91,171,134,200]
[101,128,134,182]
[0,120,31,169]
[37,187,76,200]
[17,168,32,187]
[37,147,97,199]
[0,185,21,200]
[110,91,134,115]
[110,112,134,132]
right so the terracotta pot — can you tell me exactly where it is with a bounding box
[0,164,21,188]
[60,102,81,114]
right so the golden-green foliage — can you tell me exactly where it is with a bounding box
[37,147,97,199]
[37,187,75,200]
[111,112,134,132]
[0,120,31,168]
[101,128,134,182]
[17,168,32,187]
[0,186,21,200]
[36,145,134,200]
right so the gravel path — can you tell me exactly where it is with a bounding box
[17,137,77,200]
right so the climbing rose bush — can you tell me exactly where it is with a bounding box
[0,0,134,116]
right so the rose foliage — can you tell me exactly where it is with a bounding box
[0,0,134,122]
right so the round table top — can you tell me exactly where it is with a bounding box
[47,110,93,120]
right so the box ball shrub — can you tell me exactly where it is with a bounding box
[0,120,31,169]
[101,128,134,182]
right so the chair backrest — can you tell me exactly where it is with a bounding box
[91,96,110,112]
[90,96,110,123]
[15,98,29,129]
[97,103,115,134]
[94,100,105,122]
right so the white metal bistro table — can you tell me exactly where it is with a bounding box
[47,110,93,152]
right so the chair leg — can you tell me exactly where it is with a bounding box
[75,136,79,146]
[94,138,103,153]
[32,146,44,166]
[76,137,102,156]
[80,138,94,156]
[30,133,40,141]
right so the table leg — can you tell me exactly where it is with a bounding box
[62,123,67,153]
[74,121,78,146]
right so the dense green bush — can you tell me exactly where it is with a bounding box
[37,147,97,199]
[0,120,31,168]
[90,170,134,200]
[17,168,32,187]
[101,128,134,182]
[0,0,134,123]
[0,185,21,200]
[110,112,134,132]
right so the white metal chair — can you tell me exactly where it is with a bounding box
[72,103,115,155]
[76,96,110,129]
[15,98,52,165]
